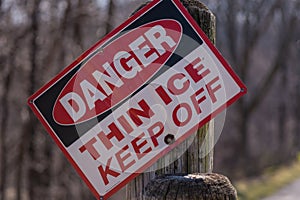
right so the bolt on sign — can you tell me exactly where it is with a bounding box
[28,0,247,199]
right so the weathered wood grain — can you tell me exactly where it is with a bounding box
[126,1,216,199]
[144,174,238,200]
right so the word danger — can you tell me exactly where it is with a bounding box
[72,46,226,190]
[53,19,182,125]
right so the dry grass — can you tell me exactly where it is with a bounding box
[235,158,300,200]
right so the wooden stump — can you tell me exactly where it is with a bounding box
[144,173,238,200]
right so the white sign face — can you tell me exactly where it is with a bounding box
[28,0,246,199]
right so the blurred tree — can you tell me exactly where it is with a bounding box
[214,0,299,174]
[0,28,29,200]
[294,21,300,152]
[105,0,116,34]
[25,0,42,199]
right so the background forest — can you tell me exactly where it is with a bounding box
[0,0,299,199]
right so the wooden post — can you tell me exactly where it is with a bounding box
[183,0,216,174]
[124,1,217,199]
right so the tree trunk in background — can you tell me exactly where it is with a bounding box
[238,100,250,168]
[278,63,287,162]
[0,35,25,198]
[25,0,41,199]
[294,40,300,151]
[0,58,12,200]
[105,0,115,34]
[73,0,85,51]
[0,3,10,199]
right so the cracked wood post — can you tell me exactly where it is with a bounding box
[125,1,215,199]
[144,173,237,200]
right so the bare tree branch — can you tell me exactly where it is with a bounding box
[105,0,115,34]
[40,0,72,74]
[240,0,283,80]
[247,14,297,114]
[73,0,85,51]
[248,0,283,48]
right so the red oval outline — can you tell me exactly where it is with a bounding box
[53,19,183,125]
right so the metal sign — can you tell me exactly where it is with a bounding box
[28,0,246,199]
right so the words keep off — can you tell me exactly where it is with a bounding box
[78,51,222,186]
[62,20,223,188]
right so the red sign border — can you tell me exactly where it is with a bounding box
[28,0,247,199]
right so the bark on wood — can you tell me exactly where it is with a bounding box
[125,1,216,199]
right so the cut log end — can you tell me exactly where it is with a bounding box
[144,173,238,200]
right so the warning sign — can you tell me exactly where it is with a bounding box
[28,0,246,199]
